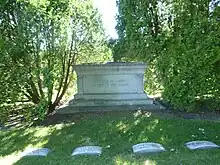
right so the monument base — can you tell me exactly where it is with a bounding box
[56,97,164,114]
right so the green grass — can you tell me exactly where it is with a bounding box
[1,111,220,165]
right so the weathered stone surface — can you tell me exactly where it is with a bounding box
[132,142,166,154]
[20,148,51,156]
[57,62,162,114]
[71,146,102,156]
[185,141,220,150]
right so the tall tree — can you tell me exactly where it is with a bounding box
[115,0,220,111]
[0,0,111,122]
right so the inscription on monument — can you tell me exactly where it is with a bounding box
[83,74,142,94]
[92,79,129,88]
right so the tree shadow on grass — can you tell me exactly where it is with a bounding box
[0,128,38,157]
[3,111,220,165]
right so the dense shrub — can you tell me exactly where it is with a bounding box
[115,0,220,111]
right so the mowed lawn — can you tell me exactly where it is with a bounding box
[1,111,220,165]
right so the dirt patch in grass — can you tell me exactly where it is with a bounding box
[38,108,220,127]
[3,98,220,128]
[38,97,220,126]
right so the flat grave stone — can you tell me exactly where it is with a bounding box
[132,142,166,154]
[20,148,51,157]
[71,146,102,156]
[185,141,220,150]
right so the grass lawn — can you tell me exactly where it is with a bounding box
[1,111,220,165]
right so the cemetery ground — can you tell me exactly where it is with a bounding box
[1,111,220,165]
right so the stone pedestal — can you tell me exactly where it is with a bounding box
[57,62,163,114]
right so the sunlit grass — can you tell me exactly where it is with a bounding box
[1,111,220,165]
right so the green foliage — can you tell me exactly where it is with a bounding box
[115,0,220,111]
[0,0,112,122]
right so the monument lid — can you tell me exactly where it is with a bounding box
[75,62,146,66]
[73,62,147,71]
[105,62,145,65]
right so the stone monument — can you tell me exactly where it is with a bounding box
[57,62,163,114]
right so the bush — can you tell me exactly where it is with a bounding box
[115,0,220,111]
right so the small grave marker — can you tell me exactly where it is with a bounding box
[71,146,102,156]
[185,141,219,150]
[21,148,51,156]
[132,142,166,154]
